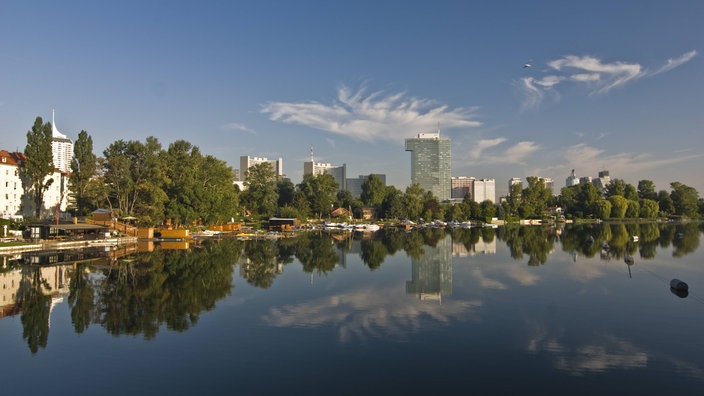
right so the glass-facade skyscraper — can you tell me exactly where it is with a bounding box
[405,132,451,201]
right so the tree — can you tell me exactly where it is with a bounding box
[639,199,659,218]
[101,137,168,223]
[241,162,279,217]
[22,117,55,218]
[637,180,657,201]
[670,182,699,218]
[658,190,674,215]
[403,184,425,220]
[297,173,338,218]
[360,174,386,207]
[70,130,98,216]
[604,179,628,198]
[608,195,628,219]
[625,200,640,218]
[381,186,404,219]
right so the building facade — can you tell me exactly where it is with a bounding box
[472,178,496,204]
[405,132,451,201]
[51,111,73,173]
[239,156,284,182]
[303,161,347,191]
[346,174,387,198]
[451,176,474,200]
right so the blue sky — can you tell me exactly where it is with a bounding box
[1,0,702,196]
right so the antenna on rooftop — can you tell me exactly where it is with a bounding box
[310,145,314,164]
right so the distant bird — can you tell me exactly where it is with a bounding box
[523,59,533,68]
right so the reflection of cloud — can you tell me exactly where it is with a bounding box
[505,265,541,286]
[525,320,648,375]
[261,287,481,342]
[261,85,481,143]
[565,260,607,282]
[470,268,507,290]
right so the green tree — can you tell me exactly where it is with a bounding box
[403,184,425,220]
[102,137,168,223]
[608,195,628,219]
[658,189,674,215]
[594,199,612,219]
[625,199,640,218]
[639,199,659,218]
[22,117,55,218]
[670,182,699,218]
[604,179,628,198]
[381,186,404,219]
[70,130,98,216]
[298,173,338,218]
[637,180,657,201]
[360,174,386,207]
[241,162,279,217]
[480,200,496,220]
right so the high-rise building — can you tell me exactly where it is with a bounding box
[51,110,73,173]
[303,161,347,191]
[472,178,496,204]
[539,177,555,192]
[451,176,474,200]
[566,169,579,187]
[239,156,284,182]
[405,132,451,201]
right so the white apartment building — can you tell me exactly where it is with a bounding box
[472,178,496,204]
[239,156,284,182]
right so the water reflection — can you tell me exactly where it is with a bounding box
[2,222,702,354]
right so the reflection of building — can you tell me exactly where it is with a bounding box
[0,265,72,319]
[406,235,452,301]
[405,132,451,201]
[452,239,497,257]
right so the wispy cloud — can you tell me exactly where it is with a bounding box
[563,143,704,176]
[223,122,256,134]
[518,50,696,108]
[261,85,481,143]
[467,138,540,165]
[651,50,697,76]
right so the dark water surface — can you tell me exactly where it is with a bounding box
[2,223,703,395]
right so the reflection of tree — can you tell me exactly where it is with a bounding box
[360,239,389,270]
[498,225,556,266]
[16,267,51,354]
[672,223,700,257]
[67,265,96,333]
[64,239,239,339]
[294,233,338,275]
[242,239,280,288]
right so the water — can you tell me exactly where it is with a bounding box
[1,223,703,395]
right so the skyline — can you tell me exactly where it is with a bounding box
[1,1,702,197]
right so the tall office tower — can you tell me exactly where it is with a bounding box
[566,169,579,187]
[303,161,347,191]
[472,178,496,204]
[451,176,475,200]
[405,132,451,201]
[51,110,73,173]
[239,156,284,181]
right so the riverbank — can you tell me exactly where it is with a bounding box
[0,236,138,254]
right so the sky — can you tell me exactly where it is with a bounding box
[1,0,702,197]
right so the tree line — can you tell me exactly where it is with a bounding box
[21,116,703,226]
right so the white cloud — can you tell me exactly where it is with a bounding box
[469,137,506,161]
[223,122,256,134]
[261,85,481,143]
[651,50,697,76]
[466,138,540,165]
[518,50,695,108]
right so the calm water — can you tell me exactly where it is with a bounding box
[2,223,704,395]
